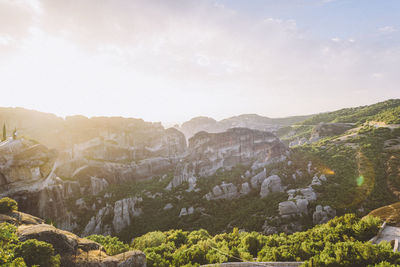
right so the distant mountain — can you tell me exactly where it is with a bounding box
[177,113,313,139]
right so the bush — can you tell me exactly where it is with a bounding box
[86,235,129,256]
[0,197,18,213]
[15,239,60,267]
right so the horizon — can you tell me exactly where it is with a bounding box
[1,0,399,122]
[1,97,397,127]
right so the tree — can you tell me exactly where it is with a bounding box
[0,197,18,213]
[15,239,60,267]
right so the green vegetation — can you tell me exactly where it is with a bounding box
[86,234,129,255]
[125,214,397,266]
[295,126,400,214]
[15,239,60,267]
[114,165,288,241]
[0,222,60,267]
[0,197,18,213]
[281,99,400,144]
[301,99,400,126]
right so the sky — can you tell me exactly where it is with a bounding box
[0,0,399,124]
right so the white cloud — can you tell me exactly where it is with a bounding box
[378,26,397,34]
[0,0,398,122]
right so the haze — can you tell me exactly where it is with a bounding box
[0,0,399,123]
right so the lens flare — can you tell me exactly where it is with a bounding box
[356,176,364,186]
[322,168,335,175]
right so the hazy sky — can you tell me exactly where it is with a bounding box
[0,0,399,123]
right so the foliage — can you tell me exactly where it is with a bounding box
[86,234,129,256]
[0,222,60,267]
[0,197,18,213]
[15,239,60,267]
[128,214,391,267]
[301,99,400,125]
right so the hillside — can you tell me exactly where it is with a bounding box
[177,114,313,139]
[280,99,400,146]
[0,99,399,266]
[0,197,146,266]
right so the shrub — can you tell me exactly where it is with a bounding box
[0,197,18,213]
[15,239,60,267]
[86,235,129,256]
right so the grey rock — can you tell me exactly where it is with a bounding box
[112,197,142,233]
[250,169,267,189]
[260,175,283,198]
[179,208,187,217]
[313,205,336,224]
[163,203,173,210]
[279,201,299,216]
[240,182,251,195]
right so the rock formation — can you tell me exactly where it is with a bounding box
[0,210,146,267]
[204,183,239,200]
[260,175,283,198]
[168,128,288,189]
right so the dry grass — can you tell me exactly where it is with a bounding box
[368,202,400,225]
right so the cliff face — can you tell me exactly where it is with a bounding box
[0,121,186,233]
[0,109,291,237]
[168,128,289,189]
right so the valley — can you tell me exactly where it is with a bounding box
[0,99,400,266]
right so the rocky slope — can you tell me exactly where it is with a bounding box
[167,128,289,190]
[0,99,399,242]
[0,209,146,267]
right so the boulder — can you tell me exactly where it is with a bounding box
[212,185,223,197]
[240,182,251,195]
[260,175,283,198]
[205,183,238,200]
[313,205,336,224]
[163,203,173,210]
[279,201,299,216]
[179,208,188,217]
[311,175,322,186]
[250,169,267,189]
[18,224,102,254]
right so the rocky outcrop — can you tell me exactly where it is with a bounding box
[279,199,310,216]
[204,183,239,200]
[0,139,56,190]
[250,169,267,189]
[287,187,317,202]
[179,207,194,217]
[260,175,283,198]
[168,128,288,189]
[0,210,146,267]
[310,123,354,142]
[311,174,327,186]
[239,182,251,195]
[312,205,336,224]
[83,197,142,236]
[112,197,142,233]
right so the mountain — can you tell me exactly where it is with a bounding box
[0,99,399,256]
[177,113,313,139]
[281,99,400,146]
